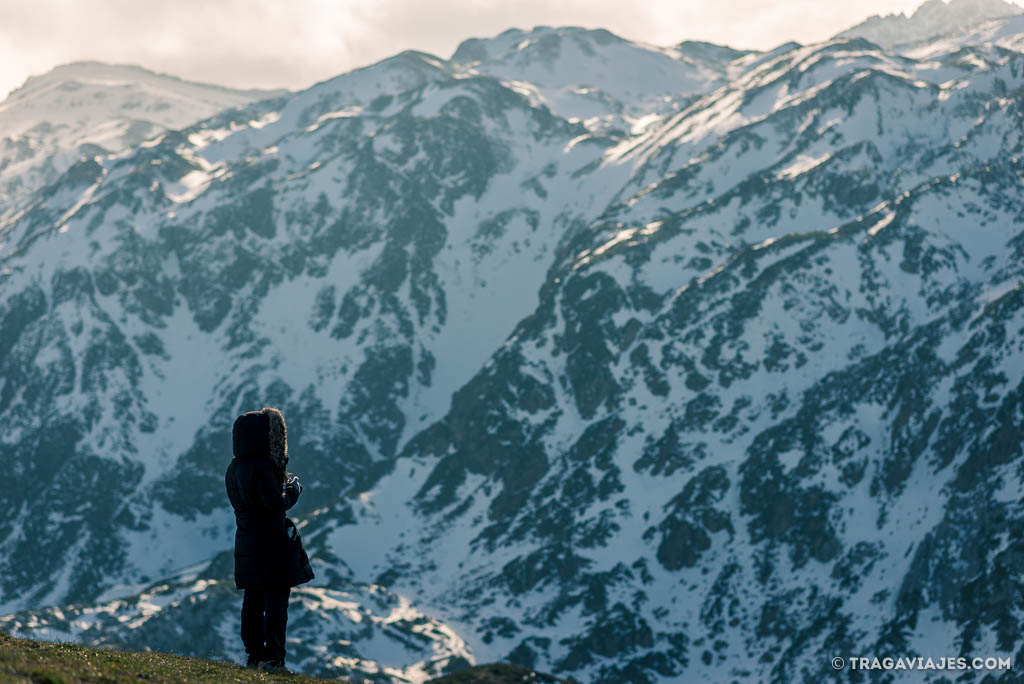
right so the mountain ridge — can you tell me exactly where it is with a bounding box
[0,60,283,212]
[836,0,1023,47]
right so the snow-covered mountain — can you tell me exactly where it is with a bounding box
[837,0,1022,48]
[2,12,1024,684]
[450,27,749,134]
[0,62,281,211]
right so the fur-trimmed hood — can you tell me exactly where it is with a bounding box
[262,406,288,475]
[232,407,288,480]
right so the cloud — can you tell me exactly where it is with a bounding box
[0,0,1014,99]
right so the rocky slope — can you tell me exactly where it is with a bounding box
[1,15,1023,684]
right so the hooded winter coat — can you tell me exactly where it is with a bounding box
[225,408,314,589]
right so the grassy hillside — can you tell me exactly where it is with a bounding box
[0,630,326,683]
[0,631,576,683]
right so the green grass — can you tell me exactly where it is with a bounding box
[0,630,334,683]
[0,631,577,683]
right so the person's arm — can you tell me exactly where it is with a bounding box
[253,463,288,515]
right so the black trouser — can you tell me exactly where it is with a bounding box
[240,586,290,665]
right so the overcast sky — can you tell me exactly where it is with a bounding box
[0,0,1019,99]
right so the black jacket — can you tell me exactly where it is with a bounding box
[225,411,314,589]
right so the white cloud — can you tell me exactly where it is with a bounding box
[0,0,1017,99]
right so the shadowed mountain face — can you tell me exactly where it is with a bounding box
[1,18,1023,684]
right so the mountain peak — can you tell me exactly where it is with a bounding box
[837,0,1022,47]
[6,60,280,104]
[0,60,278,208]
[450,25,627,65]
[8,61,159,100]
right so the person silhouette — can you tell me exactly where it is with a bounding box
[225,407,314,671]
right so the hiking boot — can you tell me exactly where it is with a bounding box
[244,656,265,669]
[260,661,293,674]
